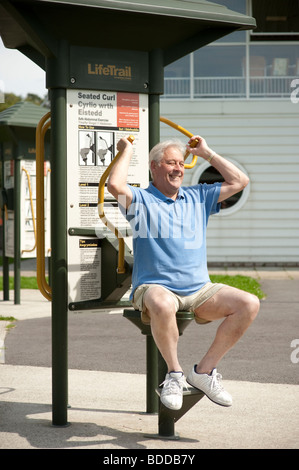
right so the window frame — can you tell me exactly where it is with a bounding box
[162,0,299,101]
[191,159,251,216]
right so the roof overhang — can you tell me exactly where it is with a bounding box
[0,0,256,68]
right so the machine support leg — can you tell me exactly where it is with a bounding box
[157,351,178,439]
[146,336,159,413]
[50,88,69,427]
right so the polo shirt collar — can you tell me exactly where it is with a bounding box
[148,182,185,202]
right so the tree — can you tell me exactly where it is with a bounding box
[25,93,44,106]
[0,91,46,112]
[0,92,22,112]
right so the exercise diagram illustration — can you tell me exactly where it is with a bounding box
[79,130,114,166]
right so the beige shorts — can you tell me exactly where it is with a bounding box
[132,282,225,325]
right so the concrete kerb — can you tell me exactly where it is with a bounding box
[208,265,299,280]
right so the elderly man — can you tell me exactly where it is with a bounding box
[107,135,260,411]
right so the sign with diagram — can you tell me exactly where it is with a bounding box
[66,89,149,306]
[4,159,51,259]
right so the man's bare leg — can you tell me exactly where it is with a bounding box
[184,286,260,407]
[143,286,182,373]
[194,286,260,374]
[143,286,188,410]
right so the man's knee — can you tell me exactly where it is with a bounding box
[242,292,260,322]
[144,287,176,317]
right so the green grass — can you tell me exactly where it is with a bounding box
[0,274,265,299]
[0,276,39,290]
[0,315,17,329]
[0,315,17,322]
[210,274,265,299]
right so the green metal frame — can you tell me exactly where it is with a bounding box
[49,88,69,426]
[0,102,51,304]
[0,0,256,429]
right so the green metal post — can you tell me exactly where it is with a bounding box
[149,49,163,151]
[146,48,164,413]
[148,92,160,151]
[146,335,158,413]
[50,87,69,426]
[157,350,176,438]
[14,155,21,304]
[2,239,9,301]
[1,145,9,300]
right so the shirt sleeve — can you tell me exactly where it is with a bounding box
[201,182,222,216]
[118,184,137,219]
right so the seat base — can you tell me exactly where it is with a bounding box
[123,307,204,439]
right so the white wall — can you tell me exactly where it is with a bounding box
[160,99,299,264]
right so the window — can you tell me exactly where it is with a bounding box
[248,44,298,97]
[163,0,299,100]
[251,0,299,39]
[164,55,191,98]
[191,160,250,216]
[193,45,246,98]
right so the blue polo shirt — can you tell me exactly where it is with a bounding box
[123,182,221,297]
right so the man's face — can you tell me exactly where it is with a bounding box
[151,146,185,198]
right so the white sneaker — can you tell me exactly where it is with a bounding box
[187,366,232,407]
[160,371,187,410]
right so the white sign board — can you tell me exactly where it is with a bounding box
[4,159,51,259]
[66,89,149,306]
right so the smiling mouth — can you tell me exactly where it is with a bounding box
[169,174,182,181]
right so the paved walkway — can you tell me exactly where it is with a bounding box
[0,265,298,450]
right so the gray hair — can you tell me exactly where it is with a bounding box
[149,139,186,177]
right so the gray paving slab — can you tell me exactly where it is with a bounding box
[0,364,298,449]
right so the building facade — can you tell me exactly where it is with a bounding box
[160,0,299,265]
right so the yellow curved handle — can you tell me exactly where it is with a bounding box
[160,116,198,169]
[36,112,52,301]
[184,138,199,169]
[98,135,135,274]
[160,116,193,138]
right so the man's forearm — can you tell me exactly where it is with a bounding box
[107,138,133,207]
[108,148,131,189]
[187,135,249,201]
[208,152,249,189]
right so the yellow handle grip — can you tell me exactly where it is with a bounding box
[98,135,135,274]
[36,112,52,301]
[160,117,198,169]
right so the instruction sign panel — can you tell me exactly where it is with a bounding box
[67,89,149,306]
[4,159,51,259]
[20,160,51,258]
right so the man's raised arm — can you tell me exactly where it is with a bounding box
[107,137,134,209]
[187,135,249,202]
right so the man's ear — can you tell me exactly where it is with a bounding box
[150,160,157,174]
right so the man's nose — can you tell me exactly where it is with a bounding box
[174,162,183,171]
